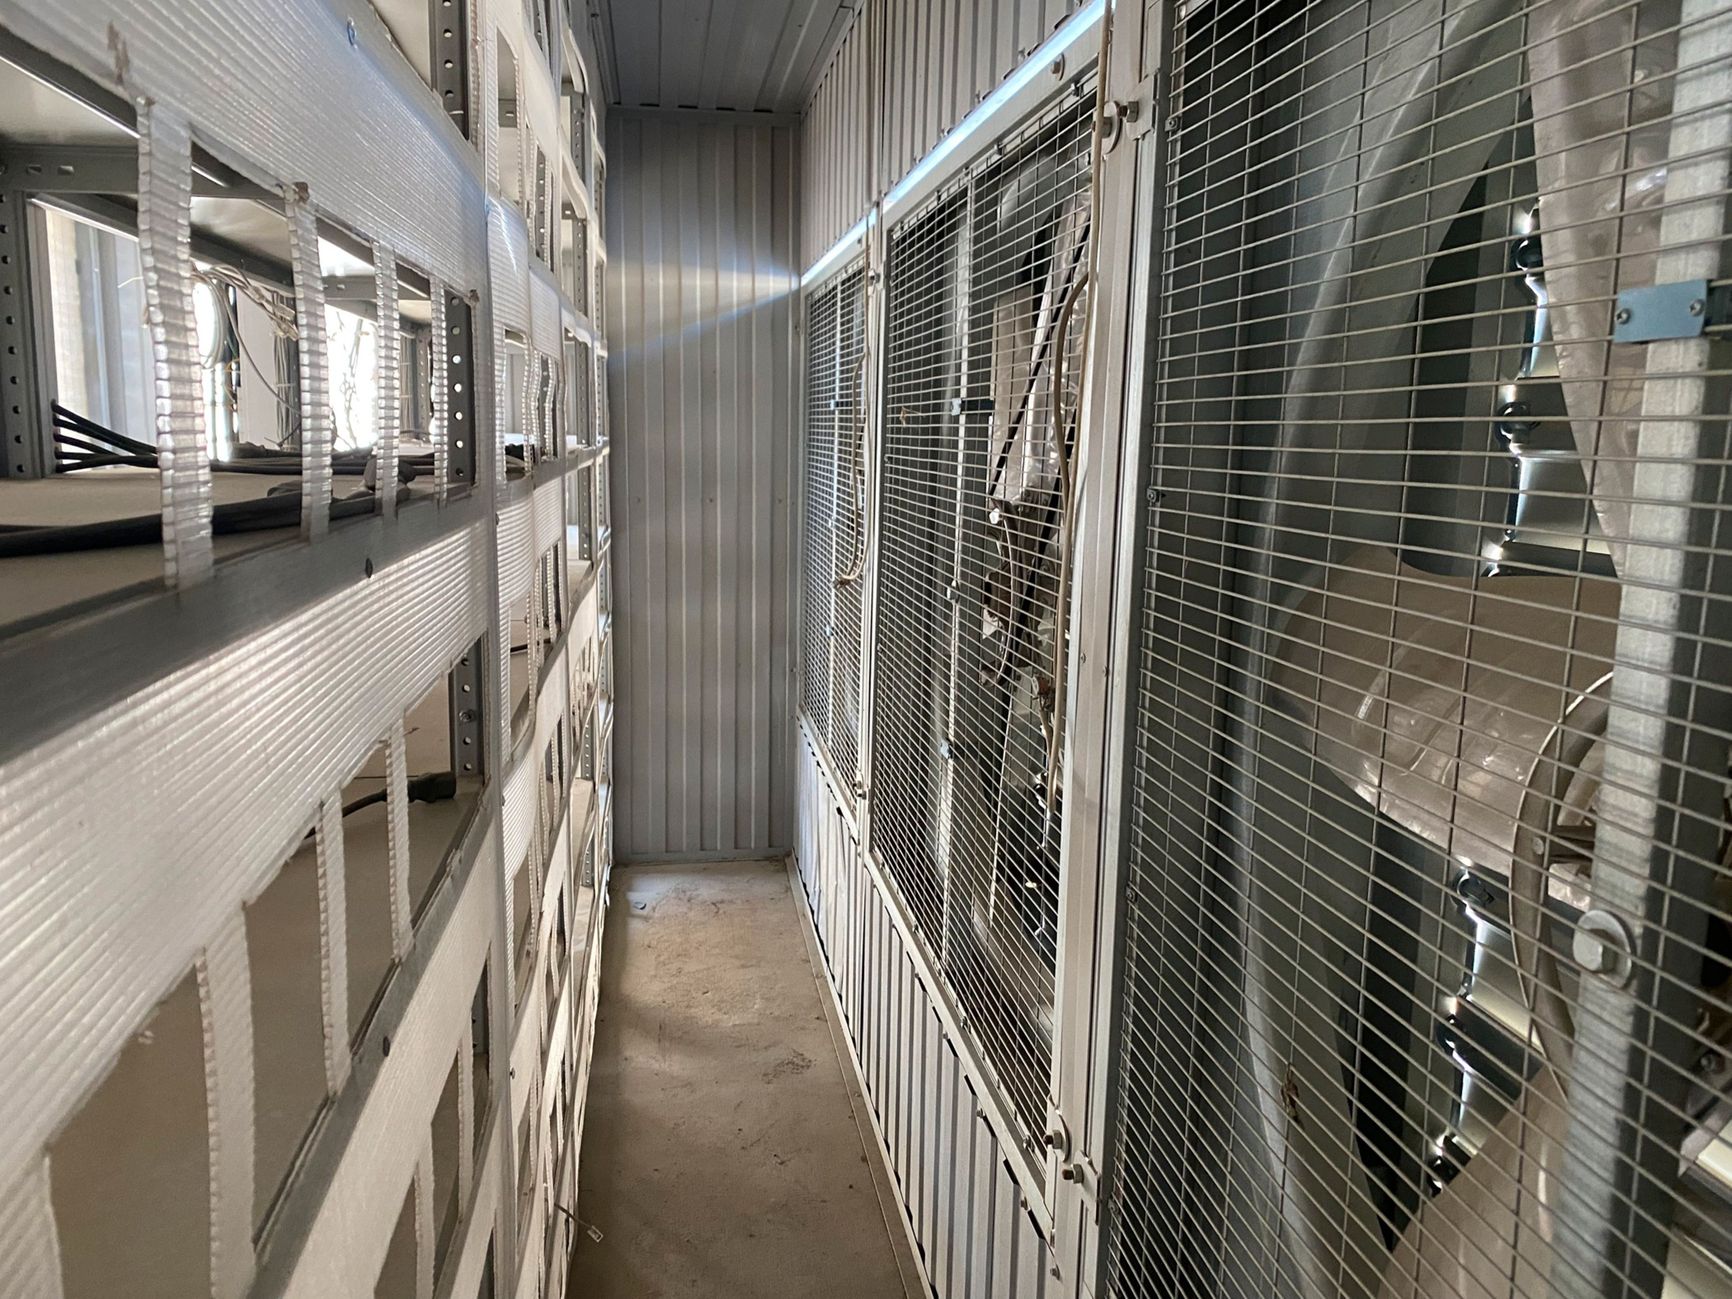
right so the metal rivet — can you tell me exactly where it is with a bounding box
[1691,298,1707,316]
[1615,306,1633,325]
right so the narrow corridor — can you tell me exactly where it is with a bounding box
[569,860,923,1298]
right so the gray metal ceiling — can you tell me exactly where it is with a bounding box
[596,0,852,113]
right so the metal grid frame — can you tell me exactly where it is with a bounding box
[870,83,1096,1158]
[800,260,869,790]
[1102,3,1732,1299]
[0,4,614,1299]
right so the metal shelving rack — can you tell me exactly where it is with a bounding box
[0,1,613,1296]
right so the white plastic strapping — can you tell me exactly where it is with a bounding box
[457,1015,476,1204]
[386,719,414,960]
[374,247,402,518]
[529,264,560,359]
[287,188,334,540]
[197,913,255,1299]
[483,15,501,194]
[136,100,213,587]
[315,795,351,1096]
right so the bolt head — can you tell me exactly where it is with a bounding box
[1574,929,1614,973]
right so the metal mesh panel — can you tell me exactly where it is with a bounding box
[1106,2,1732,1297]
[799,264,868,786]
[871,89,1094,1148]
[802,276,840,743]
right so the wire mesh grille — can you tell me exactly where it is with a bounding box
[871,88,1095,1149]
[1105,1,1732,1296]
[799,263,868,786]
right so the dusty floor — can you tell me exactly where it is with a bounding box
[568,859,922,1299]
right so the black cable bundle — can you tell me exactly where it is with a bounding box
[2,405,444,557]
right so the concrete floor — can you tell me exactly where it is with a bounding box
[568,860,923,1299]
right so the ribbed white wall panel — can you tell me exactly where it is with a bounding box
[489,200,534,335]
[606,115,799,859]
[799,0,1087,266]
[794,732,1056,1299]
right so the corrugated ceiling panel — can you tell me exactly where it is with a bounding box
[798,0,1086,267]
[606,116,799,858]
[599,0,851,111]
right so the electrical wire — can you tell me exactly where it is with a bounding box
[0,488,392,558]
[835,345,871,587]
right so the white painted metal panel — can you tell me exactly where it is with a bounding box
[792,736,1053,1299]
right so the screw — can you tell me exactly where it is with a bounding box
[1051,55,1066,77]
[1616,306,1633,325]
[1691,298,1707,317]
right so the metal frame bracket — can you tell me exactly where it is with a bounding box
[1612,278,1729,342]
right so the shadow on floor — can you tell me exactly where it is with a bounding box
[568,859,923,1298]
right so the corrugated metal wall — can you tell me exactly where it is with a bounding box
[799,0,1088,265]
[795,735,1054,1298]
[605,114,799,859]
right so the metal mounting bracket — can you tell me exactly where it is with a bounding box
[1612,278,1730,343]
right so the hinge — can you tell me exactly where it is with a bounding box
[1612,278,1731,343]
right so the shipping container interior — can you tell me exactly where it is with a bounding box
[1,0,1730,1297]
